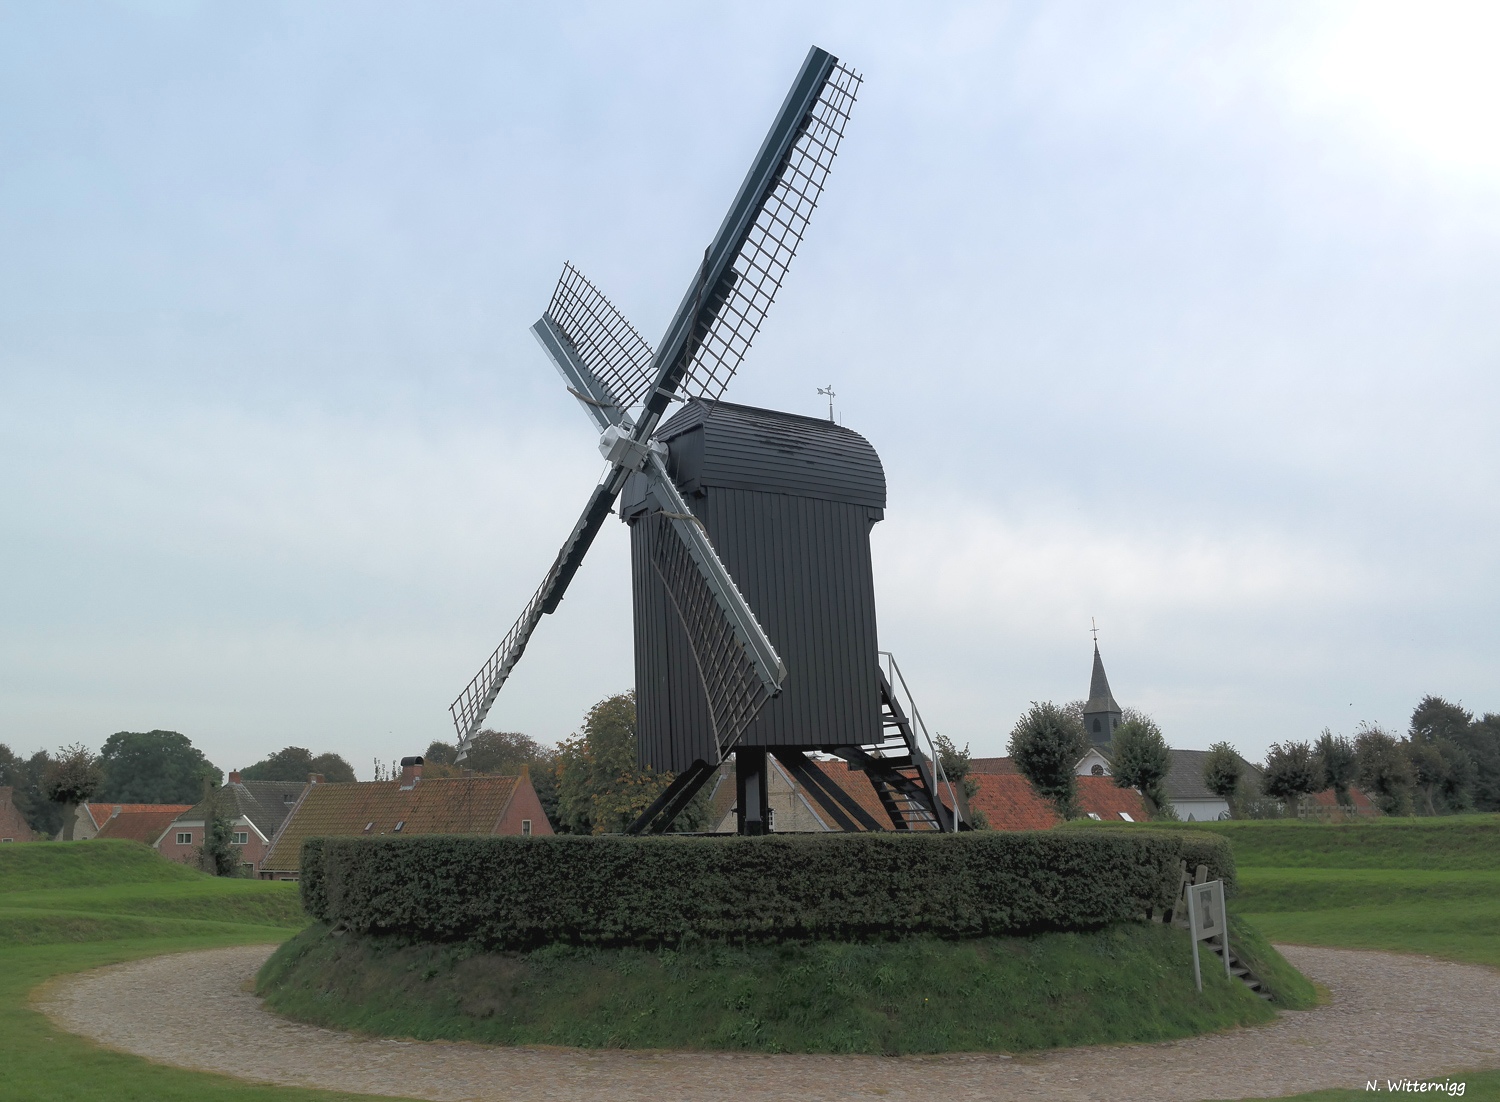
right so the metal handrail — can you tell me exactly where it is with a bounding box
[878,651,962,830]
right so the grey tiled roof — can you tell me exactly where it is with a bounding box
[175,780,307,836]
[1163,748,1263,801]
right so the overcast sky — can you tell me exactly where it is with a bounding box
[3,1,1498,777]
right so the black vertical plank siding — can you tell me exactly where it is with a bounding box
[631,400,886,773]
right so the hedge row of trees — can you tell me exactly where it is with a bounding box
[1204,695,1500,817]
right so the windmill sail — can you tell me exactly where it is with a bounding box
[639,48,861,422]
[543,263,657,414]
[449,46,855,756]
[645,511,776,757]
[448,479,619,753]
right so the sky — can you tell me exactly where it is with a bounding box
[3,1,1498,777]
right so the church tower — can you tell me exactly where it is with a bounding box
[1082,641,1123,749]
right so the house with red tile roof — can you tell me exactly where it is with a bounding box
[257,757,552,880]
[70,801,193,841]
[967,773,1148,830]
[0,787,36,843]
[93,805,192,845]
[1303,785,1381,819]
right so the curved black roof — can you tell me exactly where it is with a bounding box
[655,399,885,510]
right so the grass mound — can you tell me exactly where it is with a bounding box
[258,919,1302,1055]
[0,839,207,891]
[1194,814,1500,969]
[1139,815,1500,871]
[0,840,307,948]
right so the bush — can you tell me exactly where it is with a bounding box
[301,830,1235,948]
[1008,702,1088,819]
[1109,717,1173,819]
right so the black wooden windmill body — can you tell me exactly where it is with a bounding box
[449,46,960,834]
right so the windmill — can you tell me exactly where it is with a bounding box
[449,46,959,834]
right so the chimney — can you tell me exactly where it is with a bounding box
[307,773,324,785]
[228,771,241,785]
[398,756,424,791]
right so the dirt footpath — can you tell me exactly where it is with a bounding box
[36,943,1500,1102]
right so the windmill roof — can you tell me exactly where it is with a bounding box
[648,399,886,510]
[259,775,521,873]
[1083,645,1121,715]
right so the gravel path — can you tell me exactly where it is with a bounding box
[34,943,1500,1101]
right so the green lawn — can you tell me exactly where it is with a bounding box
[0,840,398,1102]
[1204,815,1500,1101]
[10,823,1500,1101]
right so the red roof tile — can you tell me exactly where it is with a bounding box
[82,803,192,831]
[93,808,190,844]
[260,775,522,873]
[1306,785,1381,817]
[968,773,1148,830]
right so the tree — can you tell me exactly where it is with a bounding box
[198,786,241,876]
[1410,695,1473,744]
[43,744,103,840]
[933,733,986,829]
[1464,714,1500,812]
[96,730,221,804]
[1261,740,1319,814]
[1315,729,1358,807]
[1202,741,1243,807]
[9,750,63,838]
[1109,715,1174,819]
[424,741,458,766]
[241,747,356,783]
[553,693,699,834]
[1007,702,1087,820]
[1405,695,1477,814]
[1355,724,1411,815]
[457,730,547,776]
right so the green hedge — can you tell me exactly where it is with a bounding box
[301,830,1234,948]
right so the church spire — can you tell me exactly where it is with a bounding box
[1082,624,1123,747]
[1085,644,1121,714]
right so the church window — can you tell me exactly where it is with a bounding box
[1091,764,1104,776]
[1092,719,1101,733]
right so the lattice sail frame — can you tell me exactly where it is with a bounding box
[449,567,554,753]
[677,61,861,404]
[545,263,657,411]
[646,513,774,757]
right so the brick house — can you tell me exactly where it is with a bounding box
[93,805,192,845]
[967,773,1148,829]
[158,773,311,874]
[69,802,192,841]
[0,787,35,843]
[257,757,553,881]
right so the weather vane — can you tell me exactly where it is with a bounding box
[1091,617,1099,644]
[817,384,836,422]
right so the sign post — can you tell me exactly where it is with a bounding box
[1185,879,1230,992]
